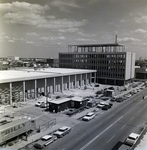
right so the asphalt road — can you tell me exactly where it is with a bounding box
[33,88,147,150]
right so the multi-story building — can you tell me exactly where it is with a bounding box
[59,43,135,86]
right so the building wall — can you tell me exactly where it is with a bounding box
[59,51,135,85]
[0,71,95,104]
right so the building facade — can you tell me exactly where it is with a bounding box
[0,68,96,105]
[59,44,136,86]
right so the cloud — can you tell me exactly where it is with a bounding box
[132,29,147,34]
[8,40,15,43]
[58,28,79,33]
[77,32,97,37]
[26,32,39,36]
[134,16,147,24]
[1,1,49,26]
[1,1,87,29]
[37,19,88,29]
[40,36,65,41]
[26,41,34,44]
[51,0,80,12]
[75,38,97,42]
[51,0,79,8]
[118,37,141,43]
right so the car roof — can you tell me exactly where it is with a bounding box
[129,133,139,138]
[59,126,70,130]
[87,112,95,115]
[41,135,52,140]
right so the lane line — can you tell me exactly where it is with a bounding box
[79,116,123,150]
[131,116,135,120]
[138,110,141,113]
[107,135,115,143]
[95,122,102,128]
[121,124,126,130]
[76,133,86,141]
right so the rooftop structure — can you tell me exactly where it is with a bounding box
[59,39,135,86]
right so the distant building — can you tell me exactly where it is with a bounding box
[59,42,135,86]
[135,66,147,80]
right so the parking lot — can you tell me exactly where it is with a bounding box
[0,81,146,149]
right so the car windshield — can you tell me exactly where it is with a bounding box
[128,137,136,140]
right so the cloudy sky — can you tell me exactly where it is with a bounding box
[0,0,147,59]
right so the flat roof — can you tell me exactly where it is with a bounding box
[68,43,123,47]
[49,98,70,104]
[0,68,96,84]
[71,96,83,102]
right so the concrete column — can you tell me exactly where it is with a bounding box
[75,75,76,88]
[90,73,92,84]
[44,78,47,96]
[80,74,82,87]
[85,73,87,85]
[61,76,63,92]
[94,72,96,84]
[53,77,56,93]
[10,82,12,105]
[23,81,25,102]
[34,80,37,99]
[68,76,70,90]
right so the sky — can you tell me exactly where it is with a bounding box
[0,0,147,59]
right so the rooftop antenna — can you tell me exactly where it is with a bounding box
[115,35,117,44]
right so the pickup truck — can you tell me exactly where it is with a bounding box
[53,126,71,138]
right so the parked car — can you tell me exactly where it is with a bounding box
[102,105,110,110]
[126,94,132,98]
[53,126,71,138]
[82,112,95,121]
[116,98,124,102]
[97,104,105,108]
[125,133,140,146]
[35,101,45,107]
[110,97,116,102]
[34,134,57,149]
[40,102,49,108]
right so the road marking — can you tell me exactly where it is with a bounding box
[79,116,123,150]
[76,133,86,141]
[121,124,126,130]
[107,135,115,143]
[108,115,113,118]
[131,116,135,120]
[138,110,141,113]
[95,122,102,128]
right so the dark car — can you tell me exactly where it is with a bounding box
[102,103,112,110]
[116,98,124,102]
[102,105,109,110]
[110,98,116,102]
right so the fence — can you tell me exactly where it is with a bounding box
[36,118,56,132]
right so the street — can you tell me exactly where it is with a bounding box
[33,88,147,150]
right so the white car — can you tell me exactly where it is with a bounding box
[126,94,132,98]
[97,104,104,108]
[34,134,57,149]
[82,112,95,121]
[53,126,71,138]
[125,133,140,146]
[35,101,44,107]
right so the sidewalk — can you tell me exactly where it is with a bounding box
[2,106,98,150]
